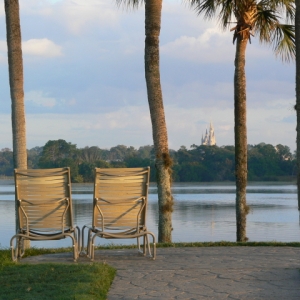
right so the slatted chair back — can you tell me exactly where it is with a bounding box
[92,167,150,232]
[14,167,73,233]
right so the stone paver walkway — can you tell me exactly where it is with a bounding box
[22,247,300,299]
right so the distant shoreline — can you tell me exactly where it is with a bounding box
[0,176,297,184]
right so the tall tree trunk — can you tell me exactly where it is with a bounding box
[234,36,248,242]
[5,0,27,170]
[144,0,173,243]
[296,0,300,210]
[5,0,27,247]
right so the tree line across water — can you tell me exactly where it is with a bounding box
[0,139,296,183]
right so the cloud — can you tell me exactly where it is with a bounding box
[161,1,217,39]
[51,0,120,35]
[0,4,4,17]
[161,28,235,63]
[20,0,54,16]
[1,98,296,153]
[0,41,7,63]
[22,105,234,150]
[247,80,294,109]
[161,20,273,64]
[0,39,62,61]
[0,41,6,52]
[0,114,13,148]
[22,39,62,57]
[26,90,57,108]
[15,0,121,37]
[247,105,296,149]
[23,107,153,149]
[163,81,233,108]
[281,115,296,123]
[81,106,151,131]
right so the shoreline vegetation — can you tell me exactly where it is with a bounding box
[0,176,297,182]
[0,139,296,183]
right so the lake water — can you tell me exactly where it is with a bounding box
[0,180,299,249]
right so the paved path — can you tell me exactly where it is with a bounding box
[22,247,300,299]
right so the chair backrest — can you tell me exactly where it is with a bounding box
[93,167,150,231]
[14,167,73,233]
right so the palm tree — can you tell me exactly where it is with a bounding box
[296,0,300,210]
[117,0,173,242]
[5,0,27,247]
[5,0,27,170]
[187,0,295,241]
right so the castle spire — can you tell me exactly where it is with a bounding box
[201,122,216,146]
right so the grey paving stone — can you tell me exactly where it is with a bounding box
[21,247,300,299]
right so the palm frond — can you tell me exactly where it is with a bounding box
[116,0,144,9]
[263,0,295,22]
[187,0,295,62]
[190,0,218,19]
[271,23,295,62]
[280,0,295,23]
[254,4,279,43]
[186,0,235,29]
[218,0,235,29]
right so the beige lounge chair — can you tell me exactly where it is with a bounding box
[10,167,80,262]
[81,167,156,260]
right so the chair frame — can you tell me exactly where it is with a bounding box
[10,167,80,262]
[81,167,156,260]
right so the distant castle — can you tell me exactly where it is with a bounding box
[201,122,216,146]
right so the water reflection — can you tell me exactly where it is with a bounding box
[0,180,299,248]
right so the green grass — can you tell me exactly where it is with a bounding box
[154,241,300,248]
[93,241,300,250]
[0,249,116,300]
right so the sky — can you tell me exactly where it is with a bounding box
[0,0,296,152]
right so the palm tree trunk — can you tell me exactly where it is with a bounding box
[5,0,27,249]
[144,0,173,243]
[296,0,300,210]
[234,36,248,242]
[5,0,27,170]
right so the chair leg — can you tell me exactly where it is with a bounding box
[10,235,27,261]
[73,244,77,262]
[90,234,98,261]
[10,235,18,262]
[149,233,156,260]
[68,234,78,262]
[80,225,87,256]
[81,225,86,255]
[137,237,141,252]
[87,229,93,258]
[75,226,81,255]
[143,235,147,256]
[137,236,145,255]
[18,237,25,258]
[72,226,81,260]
